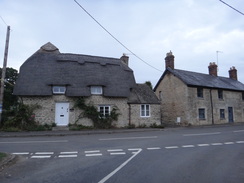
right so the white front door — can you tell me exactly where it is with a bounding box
[55,103,69,126]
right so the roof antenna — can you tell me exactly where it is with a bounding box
[216,51,223,71]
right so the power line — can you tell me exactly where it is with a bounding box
[74,0,163,72]
[219,0,244,16]
[0,15,8,26]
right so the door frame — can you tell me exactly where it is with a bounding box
[55,102,69,126]
[228,107,234,123]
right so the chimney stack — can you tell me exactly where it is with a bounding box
[120,54,129,66]
[165,51,174,69]
[208,62,218,76]
[229,66,237,80]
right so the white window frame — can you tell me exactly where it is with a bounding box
[140,104,150,117]
[91,86,103,95]
[99,105,110,118]
[52,86,66,94]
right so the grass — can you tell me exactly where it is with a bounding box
[0,152,7,161]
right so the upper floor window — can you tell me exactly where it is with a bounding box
[218,89,223,99]
[52,86,66,94]
[197,87,203,98]
[91,86,103,95]
[141,104,150,117]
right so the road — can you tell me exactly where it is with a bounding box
[0,125,244,183]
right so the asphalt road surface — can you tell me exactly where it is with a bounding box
[0,125,244,183]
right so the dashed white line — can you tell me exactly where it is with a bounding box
[107,149,123,152]
[58,155,77,158]
[147,147,161,150]
[85,153,103,157]
[197,144,210,147]
[165,146,179,149]
[85,150,100,153]
[35,152,54,155]
[211,143,223,146]
[60,151,78,154]
[12,152,29,155]
[233,130,244,133]
[99,136,157,141]
[224,142,234,145]
[236,141,244,144]
[110,152,126,155]
[182,145,195,148]
[31,156,51,159]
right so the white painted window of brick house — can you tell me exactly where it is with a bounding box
[141,104,150,117]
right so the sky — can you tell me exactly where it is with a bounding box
[0,0,244,87]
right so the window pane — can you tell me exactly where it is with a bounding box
[91,86,103,94]
[53,86,66,94]
[141,104,150,117]
[199,108,205,119]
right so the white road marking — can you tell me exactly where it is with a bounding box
[211,143,223,146]
[224,142,234,145]
[0,140,68,144]
[233,130,244,133]
[183,132,221,136]
[182,145,195,148]
[147,147,161,150]
[236,141,244,144]
[85,150,100,153]
[110,152,126,155]
[165,146,179,149]
[85,153,103,157]
[58,155,77,158]
[31,155,51,159]
[35,152,54,155]
[12,152,29,155]
[107,149,123,152]
[99,136,157,141]
[98,149,142,183]
[60,151,78,154]
[197,144,210,147]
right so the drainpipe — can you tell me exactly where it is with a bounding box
[210,89,214,125]
[128,104,131,126]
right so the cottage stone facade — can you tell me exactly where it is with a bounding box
[14,42,161,127]
[154,52,244,126]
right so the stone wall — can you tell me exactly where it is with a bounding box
[21,95,161,127]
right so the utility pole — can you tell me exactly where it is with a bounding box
[0,25,10,124]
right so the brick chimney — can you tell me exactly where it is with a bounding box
[208,62,218,76]
[120,54,129,66]
[165,51,174,69]
[229,66,237,80]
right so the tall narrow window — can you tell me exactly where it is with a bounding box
[218,89,223,99]
[197,87,203,98]
[242,92,244,101]
[198,108,205,120]
[99,106,110,118]
[91,86,103,95]
[141,104,150,117]
[52,86,66,94]
[220,109,225,119]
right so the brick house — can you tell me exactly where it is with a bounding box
[154,51,244,126]
[13,42,160,127]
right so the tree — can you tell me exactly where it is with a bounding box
[0,67,18,123]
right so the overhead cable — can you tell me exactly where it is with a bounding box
[74,0,163,72]
[219,0,244,16]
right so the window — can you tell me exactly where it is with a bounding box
[242,92,244,101]
[218,89,223,99]
[99,106,110,118]
[197,87,203,98]
[52,86,66,94]
[198,108,205,120]
[141,104,150,117]
[91,86,103,95]
[220,109,225,119]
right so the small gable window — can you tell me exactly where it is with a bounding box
[218,89,223,99]
[197,87,203,98]
[91,86,103,95]
[141,104,150,117]
[52,86,66,94]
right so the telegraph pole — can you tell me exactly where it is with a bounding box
[0,25,10,124]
